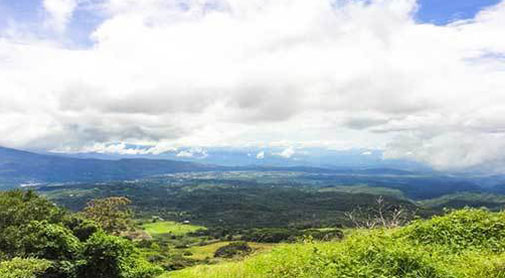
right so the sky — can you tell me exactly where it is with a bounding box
[0,0,505,172]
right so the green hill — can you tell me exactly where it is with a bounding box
[418,192,505,210]
[166,209,505,278]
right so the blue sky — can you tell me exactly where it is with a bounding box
[416,0,501,24]
[0,0,501,46]
[0,0,103,46]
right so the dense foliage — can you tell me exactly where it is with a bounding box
[41,173,422,229]
[0,190,162,278]
[83,197,133,235]
[170,209,505,278]
[0,258,51,278]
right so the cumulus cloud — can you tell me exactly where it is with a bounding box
[1,0,505,171]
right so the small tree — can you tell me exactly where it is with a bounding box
[82,197,132,235]
[345,196,413,229]
[78,232,162,278]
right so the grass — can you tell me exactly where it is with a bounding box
[142,221,206,237]
[186,241,277,260]
[162,209,505,278]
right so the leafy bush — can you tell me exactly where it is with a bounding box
[241,228,300,243]
[162,255,198,271]
[0,191,162,278]
[214,242,252,258]
[0,258,51,278]
[19,221,82,260]
[399,208,505,252]
[301,229,343,241]
[63,215,100,242]
[78,231,162,278]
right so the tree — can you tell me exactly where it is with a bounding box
[0,190,67,259]
[78,232,162,278]
[0,190,64,230]
[82,197,133,235]
[63,215,100,242]
[19,221,82,260]
[0,191,161,278]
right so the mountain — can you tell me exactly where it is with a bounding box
[50,146,431,172]
[0,146,491,198]
[0,146,220,187]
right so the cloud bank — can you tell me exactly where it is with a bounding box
[1,0,505,172]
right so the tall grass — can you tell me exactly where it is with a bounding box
[165,209,505,278]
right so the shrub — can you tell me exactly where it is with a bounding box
[301,229,344,241]
[398,208,505,253]
[214,242,252,258]
[78,231,162,278]
[19,221,82,260]
[241,228,300,243]
[0,258,51,278]
[63,215,100,242]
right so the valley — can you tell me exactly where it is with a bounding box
[4,147,505,277]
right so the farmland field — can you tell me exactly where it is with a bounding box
[143,221,206,236]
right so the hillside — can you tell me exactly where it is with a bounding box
[168,209,505,278]
[0,146,220,186]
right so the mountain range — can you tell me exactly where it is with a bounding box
[0,146,222,187]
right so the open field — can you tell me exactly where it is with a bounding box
[142,221,206,236]
[187,241,278,260]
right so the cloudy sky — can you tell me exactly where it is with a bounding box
[1,0,505,172]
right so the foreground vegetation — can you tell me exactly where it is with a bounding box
[0,190,162,278]
[168,209,505,278]
[6,171,505,277]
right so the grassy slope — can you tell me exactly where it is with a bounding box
[164,209,505,278]
[187,241,277,261]
[142,221,206,236]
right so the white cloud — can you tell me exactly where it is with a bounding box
[176,148,208,158]
[176,150,194,158]
[256,151,265,159]
[51,142,177,155]
[43,0,78,32]
[1,0,505,172]
[276,147,295,159]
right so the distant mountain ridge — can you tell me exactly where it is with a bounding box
[1,146,498,196]
[0,146,221,186]
[0,146,431,187]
